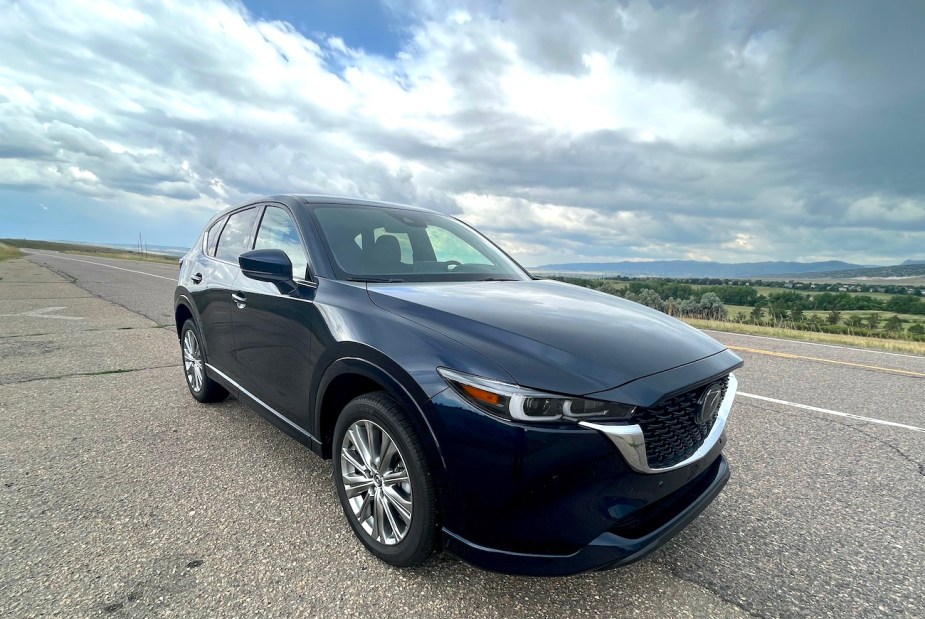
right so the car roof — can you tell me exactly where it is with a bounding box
[211,194,437,221]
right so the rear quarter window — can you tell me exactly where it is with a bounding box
[215,208,258,262]
[205,216,227,256]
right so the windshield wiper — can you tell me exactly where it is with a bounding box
[478,277,517,281]
[345,277,405,283]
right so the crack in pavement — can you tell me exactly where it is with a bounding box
[0,365,177,385]
[836,421,925,478]
[743,401,925,478]
[24,257,174,326]
[0,325,165,339]
[656,562,767,618]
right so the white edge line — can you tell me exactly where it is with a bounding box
[704,328,925,360]
[27,251,176,281]
[739,392,925,433]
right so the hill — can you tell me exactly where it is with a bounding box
[770,263,925,280]
[531,260,867,278]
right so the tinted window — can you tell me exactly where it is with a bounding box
[215,208,257,262]
[205,216,226,256]
[426,226,493,265]
[254,206,309,279]
[312,206,529,282]
[373,227,413,264]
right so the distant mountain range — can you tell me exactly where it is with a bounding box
[531,260,870,278]
[772,262,925,280]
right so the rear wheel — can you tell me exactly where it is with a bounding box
[333,391,438,567]
[180,320,228,403]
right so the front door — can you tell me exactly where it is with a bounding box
[230,204,317,422]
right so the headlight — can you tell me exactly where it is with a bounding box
[437,368,635,423]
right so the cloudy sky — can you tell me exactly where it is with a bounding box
[2,0,924,266]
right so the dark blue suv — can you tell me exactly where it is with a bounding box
[174,195,742,575]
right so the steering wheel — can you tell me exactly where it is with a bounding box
[445,260,462,271]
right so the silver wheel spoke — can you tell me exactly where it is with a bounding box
[382,470,409,485]
[341,449,366,474]
[343,473,375,498]
[381,495,402,538]
[378,433,397,473]
[382,487,412,522]
[373,494,385,542]
[349,425,374,470]
[357,492,373,523]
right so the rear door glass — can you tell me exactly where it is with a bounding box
[215,208,257,262]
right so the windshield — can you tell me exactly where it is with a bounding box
[311,205,531,282]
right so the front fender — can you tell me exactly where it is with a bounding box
[313,346,446,466]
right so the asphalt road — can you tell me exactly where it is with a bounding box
[2,251,923,618]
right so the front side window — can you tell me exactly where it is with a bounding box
[254,206,309,279]
[215,207,257,262]
[311,205,529,282]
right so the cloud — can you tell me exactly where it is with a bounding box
[0,0,923,263]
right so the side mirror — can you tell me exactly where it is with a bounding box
[239,249,294,290]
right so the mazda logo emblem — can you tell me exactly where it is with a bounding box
[696,383,724,425]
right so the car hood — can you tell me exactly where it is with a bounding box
[367,279,726,395]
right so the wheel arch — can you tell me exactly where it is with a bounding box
[313,346,447,480]
[174,293,207,355]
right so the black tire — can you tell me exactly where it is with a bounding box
[179,320,228,403]
[333,391,438,567]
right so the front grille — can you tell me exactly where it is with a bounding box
[634,376,729,469]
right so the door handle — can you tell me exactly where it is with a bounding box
[232,292,247,308]
[191,273,203,284]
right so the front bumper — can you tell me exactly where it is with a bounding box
[442,454,729,576]
[426,365,738,576]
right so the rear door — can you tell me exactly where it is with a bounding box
[230,203,318,421]
[195,206,258,378]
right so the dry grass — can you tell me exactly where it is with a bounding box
[1,239,179,265]
[682,318,925,356]
[0,242,22,262]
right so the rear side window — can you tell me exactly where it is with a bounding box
[215,208,257,262]
[254,206,310,279]
[205,216,227,256]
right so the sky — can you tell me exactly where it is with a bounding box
[1,0,924,266]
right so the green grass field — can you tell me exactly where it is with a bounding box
[682,318,925,355]
[1,239,179,265]
[745,285,897,301]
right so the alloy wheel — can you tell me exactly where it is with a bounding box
[340,420,413,545]
[183,328,205,393]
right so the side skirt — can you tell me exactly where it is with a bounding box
[205,363,324,457]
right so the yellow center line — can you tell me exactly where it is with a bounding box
[727,345,925,378]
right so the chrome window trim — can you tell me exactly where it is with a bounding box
[579,373,738,475]
[205,363,321,445]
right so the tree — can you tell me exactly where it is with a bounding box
[626,289,666,312]
[909,323,925,335]
[846,315,864,329]
[749,305,764,324]
[866,313,881,330]
[826,310,842,325]
[790,306,805,322]
[699,292,727,320]
[884,315,903,332]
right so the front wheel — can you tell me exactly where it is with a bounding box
[180,320,228,403]
[333,391,438,567]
